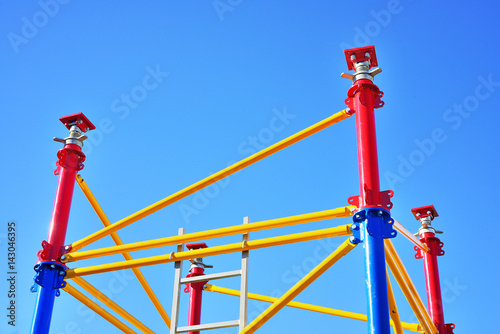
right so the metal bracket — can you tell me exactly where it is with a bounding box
[54,147,86,175]
[445,323,455,334]
[347,190,394,210]
[343,46,378,70]
[344,82,384,114]
[31,262,67,297]
[414,236,445,259]
[350,208,397,244]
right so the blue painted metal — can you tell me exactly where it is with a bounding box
[352,208,396,334]
[30,262,67,334]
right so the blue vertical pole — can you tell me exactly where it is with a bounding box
[30,262,67,333]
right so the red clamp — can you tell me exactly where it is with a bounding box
[36,240,70,264]
[414,237,445,259]
[54,148,86,175]
[445,323,455,333]
[411,205,439,221]
[344,46,378,70]
[348,190,394,210]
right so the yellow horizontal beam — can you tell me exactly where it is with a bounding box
[64,205,355,263]
[76,174,172,329]
[72,277,155,334]
[65,224,352,278]
[240,238,357,334]
[63,282,137,334]
[70,109,352,252]
[204,284,424,333]
[385,240,437,334]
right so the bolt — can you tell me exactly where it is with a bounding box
[85,127,89,131]
[64,246,71,250]
[355,214,360,219]
[60,255,67,261]
[350,54,356,61]
[378,210,384,216]
[50,264,55,269]
[351,224,359,231]
[416,212,421,217]
[427,210,431,215]
[77,120,83,124]
[349,236,359,244]
[365,52,370,58]
[59,271,65,276]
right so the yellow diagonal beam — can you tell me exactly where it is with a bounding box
[70,109,352,251]
[204,284,424,332]
[385,240,437,334]
[63,282,137,334]
[64,205,355,262]
[76,174,171,329]
[386,272,404,334]
[71,277,154,334]
[65,224,352,278]
[239,238,357,334]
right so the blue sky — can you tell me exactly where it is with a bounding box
[1,1,499,333]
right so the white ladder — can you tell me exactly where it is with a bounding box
[170,217,250,333]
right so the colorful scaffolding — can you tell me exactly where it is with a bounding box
[30,46,454,334]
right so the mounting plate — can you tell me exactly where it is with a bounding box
[344,45,378,70]
[59,113,95,133]
[411,205,439,220]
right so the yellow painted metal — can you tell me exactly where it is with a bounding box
[204,284,424,332]
[76,174,172,329]
[64,205,355,262]
[63,282,137,334]
[393,219,429,253]
[385,240,438,334]
[72,277,155,334]
[70,110,352,251]
[239,238,357,334]
[386,272,405,334]
[65,224,352,278]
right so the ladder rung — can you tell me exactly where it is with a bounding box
[180,270,241,284]
[176,320,240,332]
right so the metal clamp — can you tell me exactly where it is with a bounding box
[31,262,67,297]
[350,208,397,244]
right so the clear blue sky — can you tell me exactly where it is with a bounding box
[1,1,499,333]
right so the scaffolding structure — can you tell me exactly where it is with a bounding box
[30,46,455,334]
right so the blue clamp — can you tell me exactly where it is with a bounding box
[31,262,67,297]
[350,208,397,244]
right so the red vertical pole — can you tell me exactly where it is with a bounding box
[412,205,449,333]
[187,266,206,334]
[31,113,95,334]
[185,243,211,334]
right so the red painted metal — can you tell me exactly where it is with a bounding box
[413,205,448,333]
[350,78,383,208]
[344,45,378,70]
[185,243,209,334]
[38,114,92,263]
[186,266,207,334]
[420,232,446,334]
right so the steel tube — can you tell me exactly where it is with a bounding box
[421,232,446,333]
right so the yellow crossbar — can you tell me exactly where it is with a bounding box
[385,240,437,334]
[76,174,172,328]
[72,277,155,334]
[239,238,356,334]
[65,224,352,278]
[204,284,424,332]
[386,272,405,334]
[70,109,352,251]
[63,282,137,333]
[64,205,355,262]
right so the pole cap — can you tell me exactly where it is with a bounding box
[59,113,95,133]
[344,45,378,70]
[411,205,439,221]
